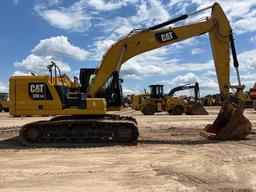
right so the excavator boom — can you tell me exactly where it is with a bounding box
[87,3,232,98]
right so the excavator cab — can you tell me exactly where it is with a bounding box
[80,68,123,110]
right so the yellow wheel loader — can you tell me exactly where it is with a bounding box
[9,3,252,146]
[132,82,208,115]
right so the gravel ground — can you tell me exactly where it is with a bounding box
[0,107,255,192]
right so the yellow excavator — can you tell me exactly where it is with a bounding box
[9,3,252,146]
[131,82,208,115]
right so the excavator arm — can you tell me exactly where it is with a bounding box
[87,3,233,98]
[87,2,251,140]
[168,82,200,101]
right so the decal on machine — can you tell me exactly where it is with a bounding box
[28,83,52,100]
[155,30,178,43]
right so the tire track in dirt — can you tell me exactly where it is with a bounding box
[0,170,94,178]
[151,165,219,192]
[0,126,21,132]
[150,165,254,192]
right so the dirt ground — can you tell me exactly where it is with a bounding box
[0,107,256,192]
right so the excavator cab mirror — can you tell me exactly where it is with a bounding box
[149,85,164,99]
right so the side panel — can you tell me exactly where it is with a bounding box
[10,76,62,116]
[165,97,186,111]
[9,76,107,116]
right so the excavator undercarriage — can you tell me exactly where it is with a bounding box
[19,114,139,147]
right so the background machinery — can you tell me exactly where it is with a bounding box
[132,82,208,115]
[122,95,132,108]
[201,94,222,106]
[249,83,256,110]
[233,83,256,108]
[9,3,252,145]
[249,82,256,100]
[0,93,9,112]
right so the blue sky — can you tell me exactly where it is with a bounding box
[0,0,255,96]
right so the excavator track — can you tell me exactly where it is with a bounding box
[19,114,139,147]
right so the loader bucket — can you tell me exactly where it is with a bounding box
[200,100,252,140]
[186,102,209,115]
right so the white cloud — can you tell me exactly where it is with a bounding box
[92,0,172,40]
[240,73,256,91]
[14,36,88,75]
[88,39,115,60]
[34,0,256,35]
[120,48,174,79]
[237,48,256,72]
[173,73,199,84]
[12,71,34,76]
[35,1,93,32]
[34,0,139,33]
[168,0,191,15]
[162,72,219,96]
[131,0,170,26]
[190,0,256,34]
[33,36,88,61]
[157,48,256,95]
[200,77,219,90]
[87,0,138,11]
[0,82,8,93]
[122,87,139,95]
[233,48,256,91]
[119,46,213,80]
[250,36,256,45]
[121,74,142,80]
[14,54,71,74]
[162,73,199,86]
[191,48,204,55]
[204,70,217,78]
[173,38,200,50]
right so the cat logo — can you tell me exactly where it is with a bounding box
[29,83,45,100]
[30,84,44,93]
[155,30,178,43]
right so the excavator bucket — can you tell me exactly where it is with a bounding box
[186,102,209,115]
[200,100,252,140]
